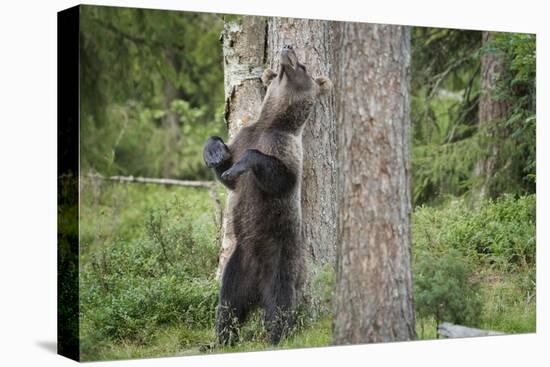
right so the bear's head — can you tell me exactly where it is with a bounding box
[261,45,332,132]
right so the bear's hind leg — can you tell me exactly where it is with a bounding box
[216,300,243,346]
[263,278,296,345]
[216,250,257,346]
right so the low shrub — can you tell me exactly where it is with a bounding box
[414,249,483,332]
[80,191,220,344]
[413,194,535,271]
[413,194,536,336]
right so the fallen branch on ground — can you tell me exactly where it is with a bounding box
[86,173,215,189]
[438,322,505,338]
[85,173,223,239]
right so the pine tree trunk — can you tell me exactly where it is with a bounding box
[266,17,338,266]
[332,22,416,344]
[217,16,267,279]
[475,31,510,199]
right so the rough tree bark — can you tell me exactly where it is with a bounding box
[475,31,510,199]
[266,17,338,266]
[332,22,416,344]
[217,16,267,279]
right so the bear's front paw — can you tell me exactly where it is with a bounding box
[221,164,247,182]
[204,137,230,168]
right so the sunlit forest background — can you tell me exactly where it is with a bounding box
[74,6,535,360]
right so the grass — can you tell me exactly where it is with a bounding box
[79,176,225,264]
[79,179,535,361]
[478,270,536,333]
[79,179,332,361]
[82,326,214,361]
[79,179,222,361]
[416,270,536,340]
[81,316,332,360]
[412,194,535,337]
[81,317,332,361]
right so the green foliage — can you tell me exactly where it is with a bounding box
[79,179,338,360]
[479,270,536,333]
[411,29,536,205]
[81,101,226,179]
[78,184,536,359]
[300,263,336,324]
[79,182,221,359]
[414,249,483,328]
[413,194,536,271]
[413,195,536,337]
[411,28,482,205]
[79,5,225,180]
[81,265,219,342]
[412,138,479,205]
[480,33,536,197]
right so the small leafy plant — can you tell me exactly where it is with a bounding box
[414,249,483,336]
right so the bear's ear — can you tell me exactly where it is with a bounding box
[315,76,333,96]
[262,68,278,87]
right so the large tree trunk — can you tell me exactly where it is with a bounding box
[332,22,416,344]
[217,16,267,279]
[475,31,510,199]
[266,17,338,266]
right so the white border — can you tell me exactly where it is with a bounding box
[0,0,547,366]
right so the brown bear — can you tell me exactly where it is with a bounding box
[203,44,332,345]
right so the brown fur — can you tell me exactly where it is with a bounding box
[204,45,332,345]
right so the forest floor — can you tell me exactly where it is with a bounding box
[78,182,535,361]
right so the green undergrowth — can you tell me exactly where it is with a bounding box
[79,179,222,360]
[79,180,535,360]
[414,194,536,338]
[79,180,333,361]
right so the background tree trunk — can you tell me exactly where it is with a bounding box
[266,17,338,266]
[475,31,510,199]
[332,22,416,344]
[217,16,267,279]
